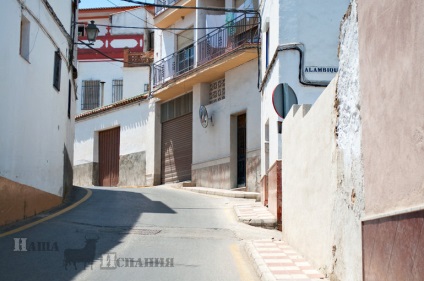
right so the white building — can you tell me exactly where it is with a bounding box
[73,6,157,187]
[259,0,349,225]
[152,0,261,191]
[0,0,78,225]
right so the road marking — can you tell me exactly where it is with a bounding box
[0,188,92,238]
[230,243,256,281]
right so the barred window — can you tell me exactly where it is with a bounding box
[209,78,225,104]
[81,80,100,110]
[112,79,123,103]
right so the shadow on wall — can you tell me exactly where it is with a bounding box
[0,187,176,280]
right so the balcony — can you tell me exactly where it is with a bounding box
[153,13,259,100]
[154,0,196,28]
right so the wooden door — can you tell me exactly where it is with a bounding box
[99,127,120,186]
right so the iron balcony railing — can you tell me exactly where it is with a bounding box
[155,0,179,15]
[153,13,259,88]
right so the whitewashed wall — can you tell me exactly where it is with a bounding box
[74,99,157,184]
[76,61,124,114]
[123,67,150,99]
[0,0,76,196]
[259,0,349,176]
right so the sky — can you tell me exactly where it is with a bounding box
[78,0,152,9]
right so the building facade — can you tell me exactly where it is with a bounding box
[153,0,261,191]
[73,6,157,187]
[0,0,78,225]
[259,0,349,226]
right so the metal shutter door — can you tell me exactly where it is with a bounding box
[161,113,192,183]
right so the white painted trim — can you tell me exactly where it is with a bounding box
[362,204,424,222]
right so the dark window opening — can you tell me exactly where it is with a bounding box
[78,25,85,37]
[68,80,71,119]
[53,50,62,91]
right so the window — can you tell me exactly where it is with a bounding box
[68,80,71,119]
[161,93,192,122]
[265,28,270,68]
[20,15,30,61]
[53,50,62,91]
[81,80,100,110]
[149,31,154,51]
[209,78,225,104]
[112,79,123,103]
[77,25,85,37]
[177,29,195,74]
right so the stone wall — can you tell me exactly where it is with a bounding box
[118,151,146,186]
[73,162,99,187]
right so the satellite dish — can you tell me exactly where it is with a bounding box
[199,105,208,128]
[272,83,298,119]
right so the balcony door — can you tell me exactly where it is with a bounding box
[177,29,194,74]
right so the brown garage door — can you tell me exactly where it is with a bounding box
[161,113,192,183]
[99,127,120,186]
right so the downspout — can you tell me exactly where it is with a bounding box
[259,43,330,92]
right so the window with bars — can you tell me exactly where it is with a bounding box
[209,78,225,104]
[112,79,123,103]
[81,80,100,110]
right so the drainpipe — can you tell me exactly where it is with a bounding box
[100,81,105,106]
[259,43,330,92]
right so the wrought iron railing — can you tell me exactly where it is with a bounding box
[155,0,179,15]
[197,14,259,66]
[152,13,259,88]
[153,45,194,86]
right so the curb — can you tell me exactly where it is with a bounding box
[234,205,277,228]
[244,241,277,281]
[0,187,92,238]
[170,184,260,200]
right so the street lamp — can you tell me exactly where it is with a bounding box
[85,21,99,44]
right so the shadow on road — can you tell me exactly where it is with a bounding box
[0,186,176,280]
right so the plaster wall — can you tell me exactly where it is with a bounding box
[76,61,124,114]
[259,0,349,177]
[358,0,424,216]
[0,0,76,197]
[111,8,148,35]
[74,99,157,186]
[192,60,261,190]
[122,67,150,99]
[281,79,338,273]
[278,2,365,279]
[331,2,364,280]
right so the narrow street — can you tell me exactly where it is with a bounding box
[0,186,279,281]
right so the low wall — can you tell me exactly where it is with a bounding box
[281,79,338,272]
[0,176,62,226]
[118,151,146,186]
[73,162,99,187]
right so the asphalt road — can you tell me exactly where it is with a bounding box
[0,185,280,281]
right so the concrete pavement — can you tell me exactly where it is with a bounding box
[0,185,279,281]
[0,185,327,281]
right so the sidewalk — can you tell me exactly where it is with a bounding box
[170,184,327,280]
[245,240,327,281]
